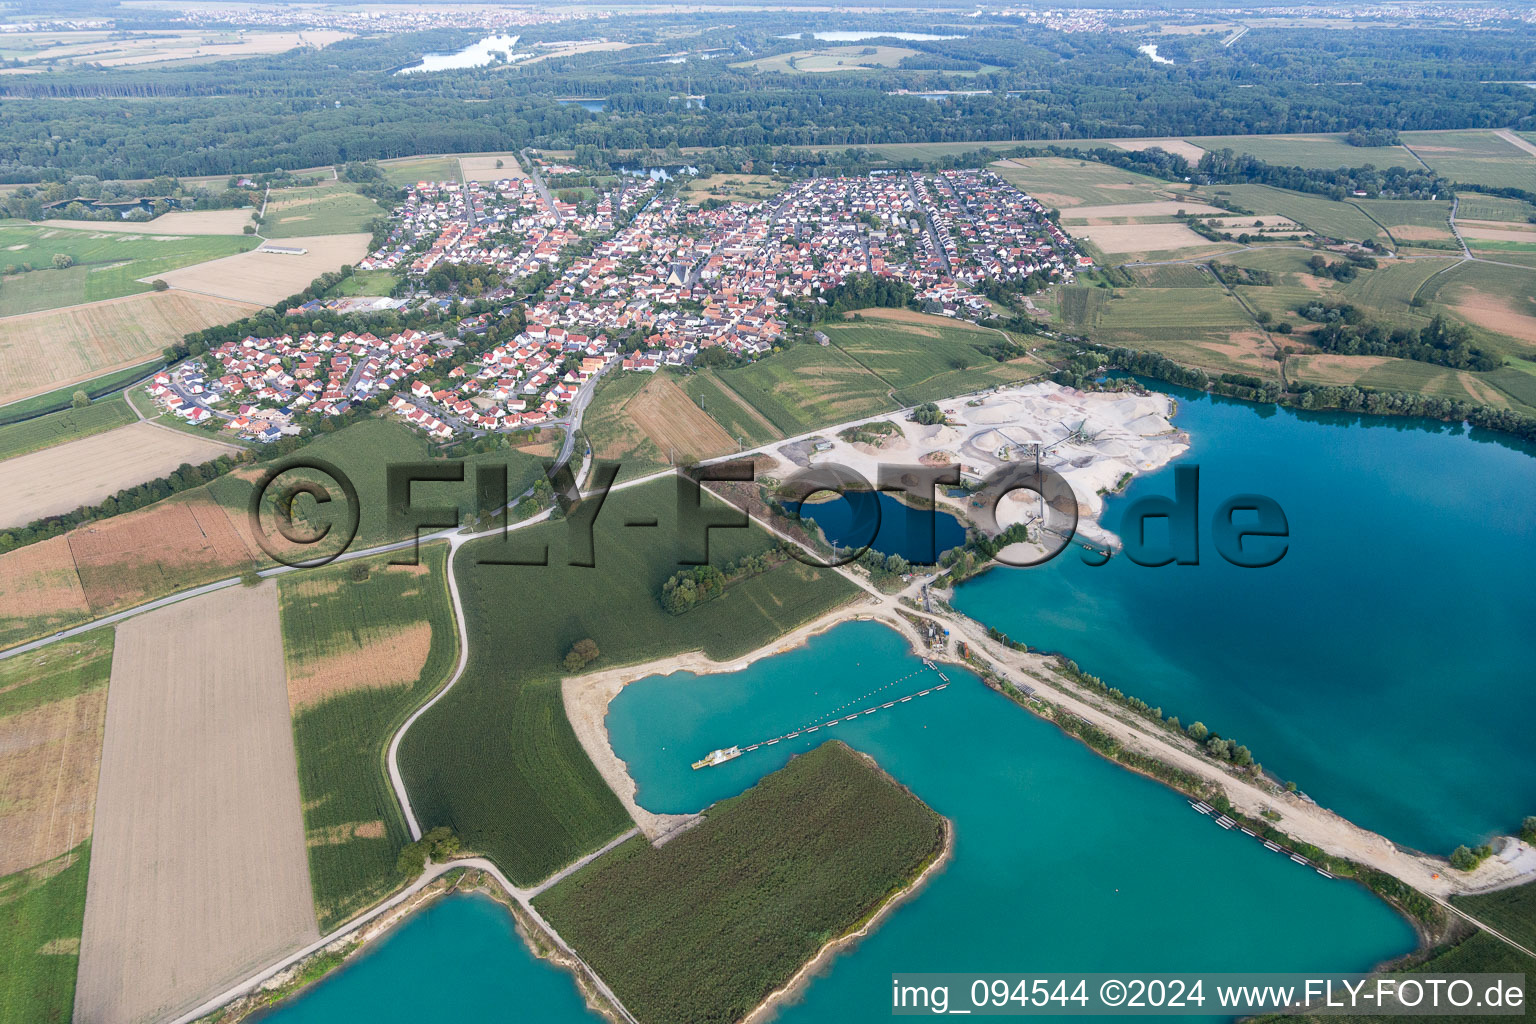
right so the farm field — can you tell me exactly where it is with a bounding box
[681,173,786,205]
[0,421,238,529]
[0,396,135,461]
[76,582,316,1024]
[398,479,860,884]
[1183,132,1416,169]
[151,233,371,305]
[536,741,946,1024]
[581,372,672,481]
[34,209,256,236]
[1195,184,1390,245]
[1352,199,1456,247]
[1454,883,1536,954]
[280,544,458,930]
[1402,130,1536,192]
[1109,137,1208,164]
[824,311,1048,405]
[704,344,896,435]
[992,157,1184,208]
[1093,286,1279,378]
[622,373,739,463]
[0,629,113,877]
[261,183,384,239]
[1417,261,1536,356]
[325,268,399,297]
[380,155,462,187]
[0,290,256,405]
[0,222,257,315]
[1288,354,1513,409]
[681,370,784,450]
[458,154,527,182]
[0,843,91,1024]
[0,538,92,652]
[1453,193,1536,222]
[0,360,160,426]
[1069,221,1226,257]
[735,44,919,73]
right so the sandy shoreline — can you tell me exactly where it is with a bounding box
[562,597,932,841]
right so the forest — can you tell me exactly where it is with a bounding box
[1,15,1533,180]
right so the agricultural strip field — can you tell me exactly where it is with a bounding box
[1195,184,1390,245]
[398,479,860,884]
[1453,193,1536,222]
[680,370,784,450]
[76,582,317,1024]
[0,630,114,1024]
[0,538,92,652]
[0,844,90,1024]
[992,157,1183,208]
[581,372,672,482]
[823,311,1047,405]
[0,630,113,875]
[151,233,371,305]
[1068,222,1226,257]
[1417,261,1536,357]
[622,373,739,463]
[536,741,947,1024]
[0,28,352,69]
[260,183,384,239]
[1402,130,1536,192]
[0,396,135,461]
[1092,286,1279,378]
[1182,132,1416,170]
[33,209,256,236]
[1352,199,1457,248]
[0,290,257,405]
[0,421,239,529]
[702,343,896,435]
[279,544,458,930]
[0,223,257,316]
[0,360,161,426]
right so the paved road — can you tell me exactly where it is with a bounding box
[523,148,563,227]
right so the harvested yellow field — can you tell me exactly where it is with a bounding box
[626,373,739,461]
[0,421,239,529]
[76,582,317,1024]
[1070,221,1218,254]
[1060,200,1225,221]
[151,233,371,305]
[0,291,258,405]
[31,209,255,235]
[525,40,633,63]
[0,536,90,648]
[459,154,528,182]
[285,618,432,711]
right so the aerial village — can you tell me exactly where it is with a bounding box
[143,164,1088,443]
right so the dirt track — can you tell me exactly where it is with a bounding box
[0,421,238,529]
[75,582,316,1024]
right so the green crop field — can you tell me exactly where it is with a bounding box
[705,344,896,435]
[261,183,383,239]
[0,396,135,461]
[1453,881,1536,953]
[1454,193,1536,222]
[0,843,91,1024]
[380,155,461,186]
[823,317,1044,405]
[536,741,946,1024]
[280,543,459,930]
[1184,133,1417,169]
[735,44,920,74]
[1485,365,1536,411]
[681,371,783,449]
[1092,285,1279,378]
[993,157,1176,207]
[0,222,256,315]
[1055,285,1109,328]
[1403,131,1536,192]
[207,417,549,554]
[1352,199,1456,247]
[1127,264,1215,288]
[398,479,860,884]
[1196,184,1389,244]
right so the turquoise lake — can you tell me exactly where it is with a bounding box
[953,384,1536,855]
[265,621,1415,1022]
